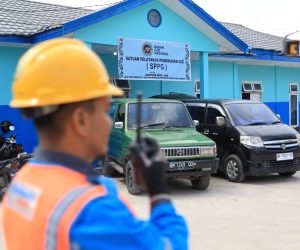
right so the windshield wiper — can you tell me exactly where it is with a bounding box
[270,121,282,125]
[140,122,166,129]
[164,125,187,128]
[244,122,268,126]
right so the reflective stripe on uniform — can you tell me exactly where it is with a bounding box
[2,164,107,250]
[46,186,93,250]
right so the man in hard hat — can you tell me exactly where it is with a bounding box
[2,38,188,250]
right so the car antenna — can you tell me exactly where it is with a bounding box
[136,91,143,143]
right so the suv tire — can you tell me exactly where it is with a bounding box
[102,156,117,177]
[224,154,246,182]
[125,161,144,195]
[278,171,296,177]
[191,174,210,190]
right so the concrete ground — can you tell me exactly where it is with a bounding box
[119,173,300,250]
[1,172,300,250]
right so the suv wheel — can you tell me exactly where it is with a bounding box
[191,174,210,190]
[102,156,117,177]
[278,171,296,177]
[224,154,246,182]
[125,161,144,195]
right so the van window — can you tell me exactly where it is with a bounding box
[225,103,279,126]
[207,105,225,125]
[186,104,205,123]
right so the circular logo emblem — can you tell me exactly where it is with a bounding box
[147,9,162,28]
[176,149,184,156]
[142,42,153,56]
[281,144,287,150]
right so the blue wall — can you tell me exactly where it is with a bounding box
[0,46,26,104]
[209,61,235,99]
[0,46,37,152]
[74,1,219,52]
[276,67,300,102]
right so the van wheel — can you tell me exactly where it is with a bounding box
[224,154,246,182]
[125,161,144,195]
[102,156,117,177]
[191,174,210,190]
[278,171,296,177]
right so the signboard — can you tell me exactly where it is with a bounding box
[118,38,191,81]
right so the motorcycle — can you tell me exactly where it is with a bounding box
[0,120,33,199]
[0,153,33,199]
[0,120,24,160]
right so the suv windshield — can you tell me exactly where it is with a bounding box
[128,102,194,129]
[225,103,281,126]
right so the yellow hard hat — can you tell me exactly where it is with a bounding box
[10,38,123,108]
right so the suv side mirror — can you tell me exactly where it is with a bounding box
[193,120,199,126]
[216,116,225,126]
[115,122,124,129]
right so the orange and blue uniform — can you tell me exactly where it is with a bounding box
[2,149,188,250]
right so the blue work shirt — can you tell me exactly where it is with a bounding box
[33,149,189,250]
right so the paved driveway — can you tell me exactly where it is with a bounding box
[1,173,300,250]
[119,173,300,250]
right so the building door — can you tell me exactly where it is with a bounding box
[289,83,299,127]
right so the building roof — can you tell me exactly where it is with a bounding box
[221,22,284,52]
[0,0,249,53]
[0,0,287,54]
[0,0,93,36]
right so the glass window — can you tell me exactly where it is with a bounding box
[115,79,131,90]
[207,105,225,125]
[290,94,298,126]
[253,83,262,91]
[242,83,252,92]
[115,105,125,123]
[108,104,117,119]
[195,80,200,91]
[290,84,298,93]
[128,102,193,129]
[225,103,280,126]
[186,104,205,123]
[194,80,200,97]
[242,82,263,101]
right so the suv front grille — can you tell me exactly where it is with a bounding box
[265,159,299,168]
[160,146,214,159]
[263,139,298,151]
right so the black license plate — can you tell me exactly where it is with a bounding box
[169,161,195,171]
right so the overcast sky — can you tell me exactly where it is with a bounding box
[32,0,300,39]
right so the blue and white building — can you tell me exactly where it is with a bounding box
[1,0,300,152]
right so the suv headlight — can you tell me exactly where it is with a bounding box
[201,145,216,156]
[296,133,300,145]
[240,136,264,147]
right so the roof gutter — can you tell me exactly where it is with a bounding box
[209,53,300,63]
[0,35,31,44]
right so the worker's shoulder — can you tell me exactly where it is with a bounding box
[88,176,119,197]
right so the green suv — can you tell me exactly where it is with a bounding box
[103,98,218,194]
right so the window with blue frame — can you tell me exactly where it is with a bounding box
[289,83,299,127]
